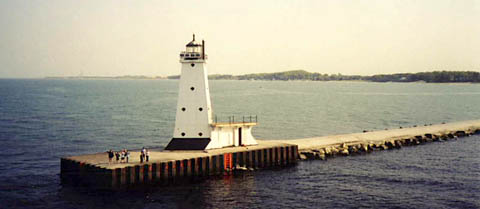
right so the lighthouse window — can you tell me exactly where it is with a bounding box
[191,63,195,67]
[190,87,195,91]
[199,107,203,111]
[181,107,186,111]
[198,132,203,136]
[181,132,186,136]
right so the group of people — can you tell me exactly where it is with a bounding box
[106,147,150,164]
[140,147,150,163]
[106,149,130,163]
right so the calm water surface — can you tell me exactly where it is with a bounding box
[0,79,479,208]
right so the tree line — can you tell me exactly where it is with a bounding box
[167,70,480,83]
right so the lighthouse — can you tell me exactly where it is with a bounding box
[165,34,258,150]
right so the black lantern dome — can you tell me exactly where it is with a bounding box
[186,34,201,47]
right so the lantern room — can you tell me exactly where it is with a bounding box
[180,34,206,61]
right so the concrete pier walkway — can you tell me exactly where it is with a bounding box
[66,140,296,170]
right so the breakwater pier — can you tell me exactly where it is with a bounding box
[61,120,480,189]
[61,141,298,189]
[273,120,480,160]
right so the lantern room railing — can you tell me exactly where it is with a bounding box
[212,115,258,125]
[180,52,207,60]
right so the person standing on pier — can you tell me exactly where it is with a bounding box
[115,151,120,163]
[146,149,150,162]
[107,150,114,163]
[140,147,146,163]
[125,149,130,163]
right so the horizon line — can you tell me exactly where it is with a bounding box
[2,69,480,79]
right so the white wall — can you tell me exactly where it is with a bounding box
[173,60,213,138]
[207,125,258,149]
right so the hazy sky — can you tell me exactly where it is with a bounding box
[0,0,479,78]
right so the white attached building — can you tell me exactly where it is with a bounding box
[165,34,258,150]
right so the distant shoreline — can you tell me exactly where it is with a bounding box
[39,78,477,84]
[170,70,480,83]
[201,70,480,83]
[42,70,480,83]
[44,76,166,80]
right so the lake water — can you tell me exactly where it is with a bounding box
[0,79,479,208]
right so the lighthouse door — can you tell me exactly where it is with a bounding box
[238,128,242,146]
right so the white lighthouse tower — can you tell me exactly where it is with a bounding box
[165,34,258,150]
